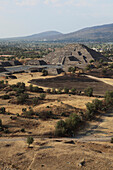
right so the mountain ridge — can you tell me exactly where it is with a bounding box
[1,23,113,42]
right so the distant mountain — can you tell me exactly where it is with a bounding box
[2,23,113,42]
[57,23,113,42]
[25,31,63,41]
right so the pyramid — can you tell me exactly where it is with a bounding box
[45,44,108,68]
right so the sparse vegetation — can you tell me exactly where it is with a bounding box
[84,87,93,97]
[55,113,81,137]
[27,136,34,147]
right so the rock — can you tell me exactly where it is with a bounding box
[64,140,75,144]
[78,159,85,167]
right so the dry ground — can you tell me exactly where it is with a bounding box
[0,138,113,170]
[0,72,113,169]
[30,74,113,96]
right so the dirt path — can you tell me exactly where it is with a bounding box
[86,74,113,86]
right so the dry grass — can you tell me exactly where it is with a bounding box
[0,138,113,169]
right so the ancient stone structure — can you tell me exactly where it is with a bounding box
[44,44,107,69]
[0,60,22,67]
[26,60,47,65]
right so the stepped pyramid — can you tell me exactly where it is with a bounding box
[45,44,108,68]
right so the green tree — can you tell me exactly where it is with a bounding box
[27,136,34,147]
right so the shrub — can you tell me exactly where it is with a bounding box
[2,95,10,100]
[17,93,29,104]
[21,128,25,132]
[111,137,113,143]
[85,99,103,120]
[32,97,39,105]
[40,93,46,100]
[29,84,33,92]
[55,113,81,137]
[92,99,103,111]
[42,69,48,76]
[102,68,107,75]
[4,129,10,134]
[22,107,35,118]
[109,63,113,68]
[65,114,81,136]
[27,136,34,147]
[85,102,95,119]
[71,88,76,94]
[89,60,94,63]
[64,87,69,94]
[39,111,53,120]
[0,107,6,114]
[84,87,93,97]
[57,88,62,94]
[51,88,56,94]
[0,119,2,127]
[46,89,51,93]
[68,67,76,73]
[104,91,113,106]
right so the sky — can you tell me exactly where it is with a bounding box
[0,0,113,38]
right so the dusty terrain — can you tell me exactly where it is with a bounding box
[30,74,113,96]
[0,72,113,169]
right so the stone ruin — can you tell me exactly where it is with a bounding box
[44,44,108,69]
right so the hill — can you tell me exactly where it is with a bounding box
[2,23,113,42]
[57,23,113,42]
[25,31,63,41]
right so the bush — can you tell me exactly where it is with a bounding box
[85,99,103,120]
[17,93,29,104]
[29,84,33,92]
[85,102,95,119]
[21,128,25,132]
[55,113,81,137]
[64,87,69,94]
[2,95,10,100]
[84,87,93,97]
[51,88,56,94]
[109,63,113,68]
[55,120,66,136]
[22,107,35,117]
[42,69,48,76]
[71,88,76,94]
[0,119,2,127]
[68,67,76,73]
[0,107,6,114]
[46,89,51,93]
[111,137,113,143]
[57,88,62,94]
[104,91,113,106]
[27,136,34,147]
[92,99,103,111]
[32,97,39,105]
[40,93,46,100]
[39,111,53,120]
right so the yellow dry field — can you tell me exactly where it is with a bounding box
[0,92,98,114]
[2,72,62,89]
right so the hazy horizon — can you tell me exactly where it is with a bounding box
[0,0,113,38]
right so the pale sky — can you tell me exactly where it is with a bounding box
[0,0,113,38]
